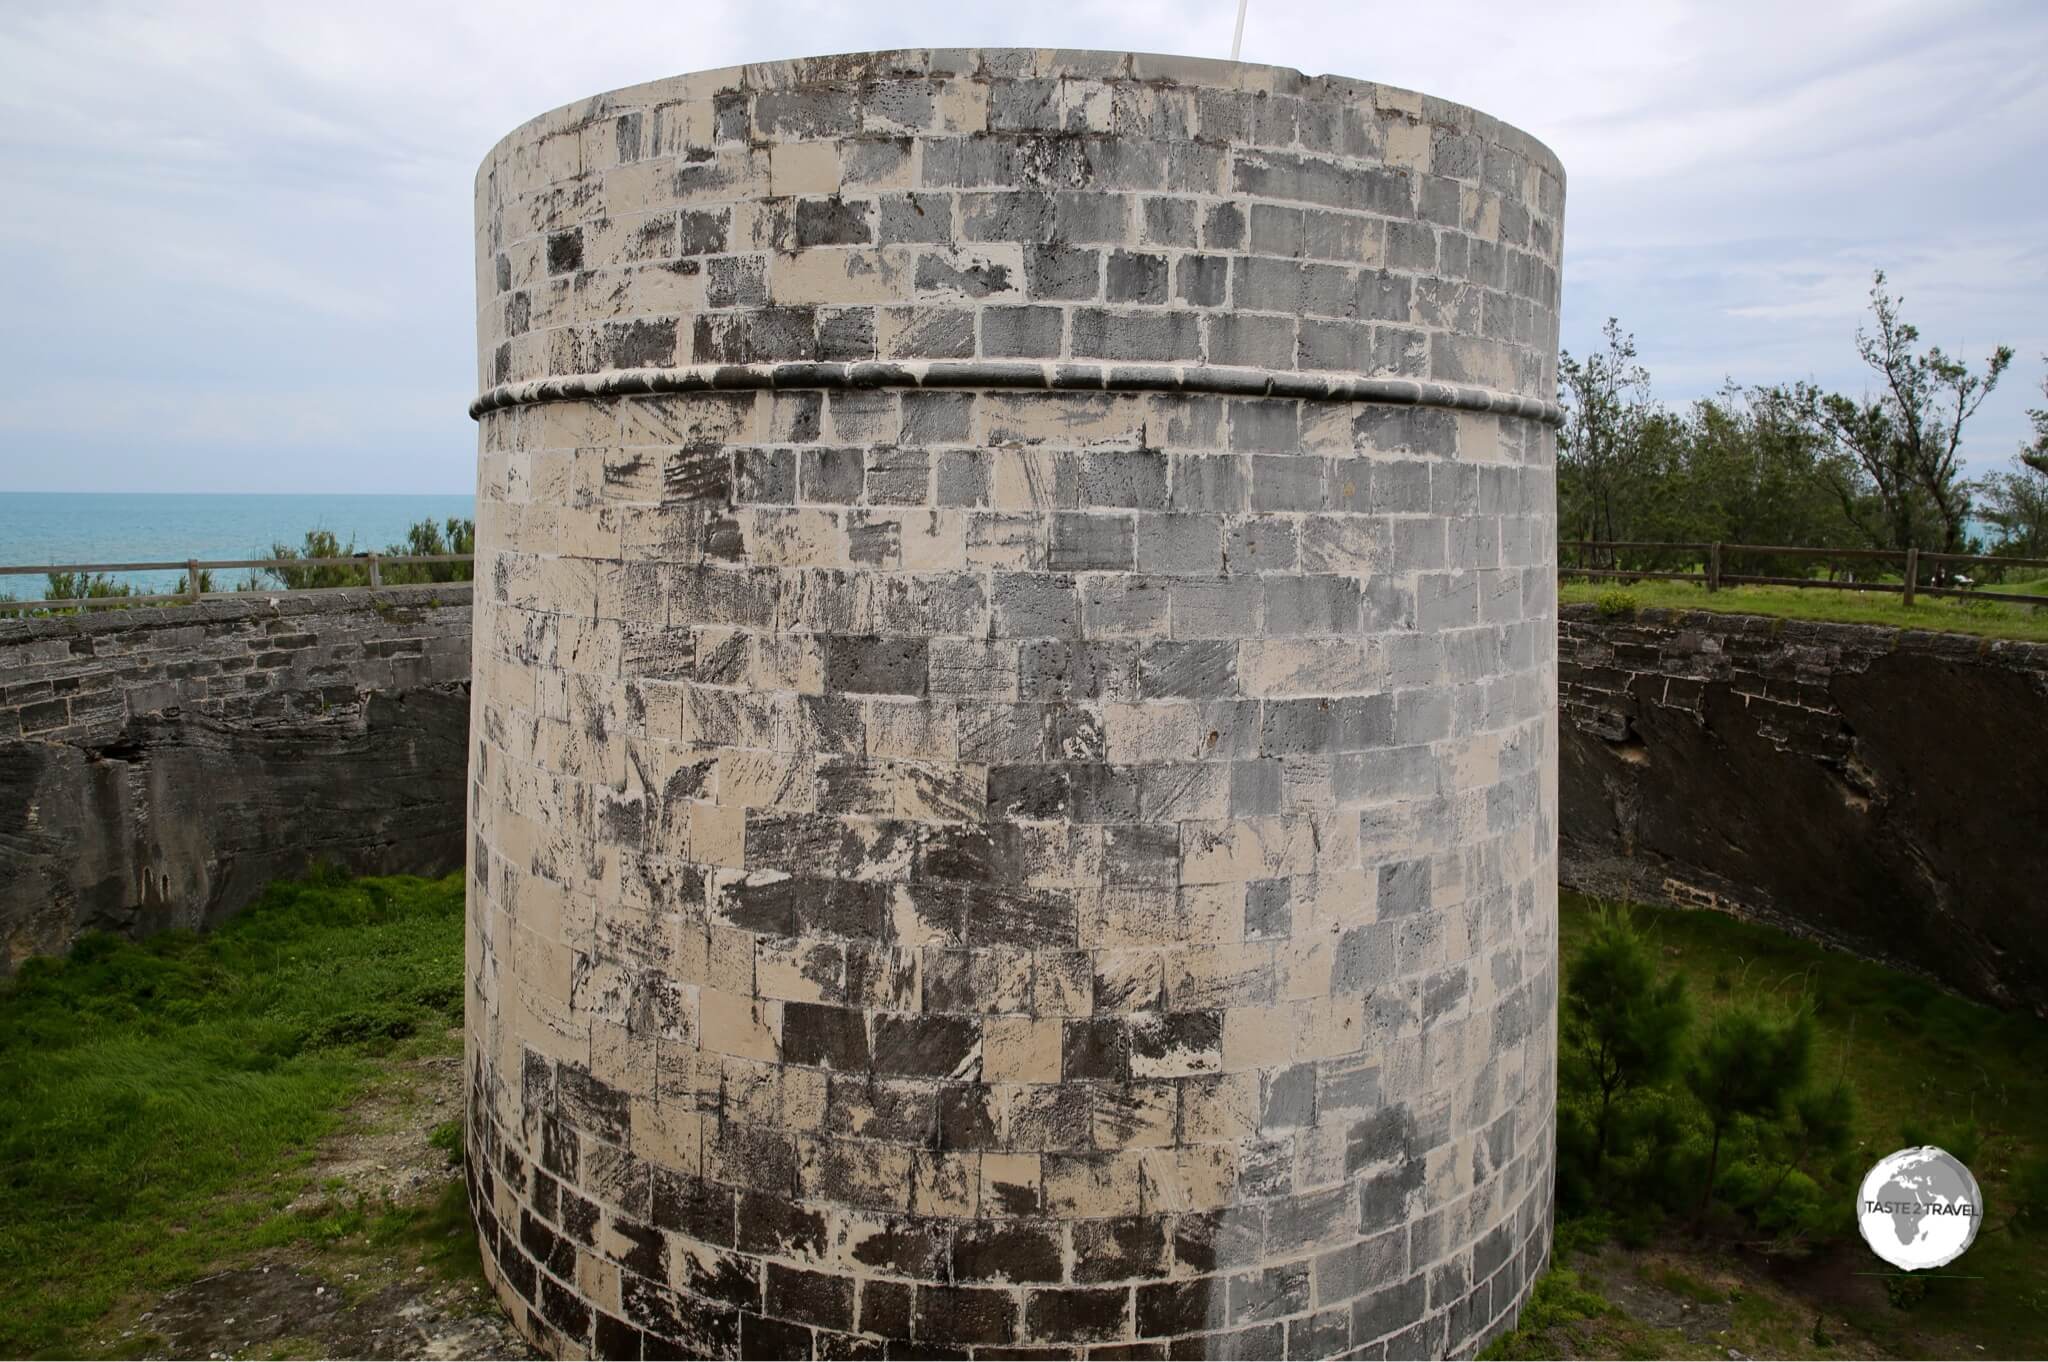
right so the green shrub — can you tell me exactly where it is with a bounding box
[1595,588,1641,618]
[1884,1274,1928,1311]
[1478,1266,1615,1360]
[1685,1002,1815,1215]
[428,1118,464,1168]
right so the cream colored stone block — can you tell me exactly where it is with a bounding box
[783,1066,828,1132]
[700,988,779,1060]
[1222,1004,1295,1070]
[912,1151,979,1217]
[757,935,843,1004]
[706,924,755,993]
[574,1250,622,1315]
[980,1152,1042,1216]
[1179,817,1317,885]
[688,801,746,867]
[1181,882,1243,944]
[535,402,618,450]
[1383,117,1430,171]
[1299,993,1366,1061]
[989,449,1060,511]
[769,141,842,194]
[983,1016,1061,1082]
[984,393,1146,447]
[628,262,709,314]
[1456,411,1506,463]
[722,1055,783,1124]
[769,248,908,305]
[1179,1070,1259,1144]
[1136,1144,1237,1212]
[751,635,825,694]
[630,1097,703,1173]
[1240,640,1370,697]
[1043,1151,1141,1217]
[617,392,760,448]
[1376,86,1425,119]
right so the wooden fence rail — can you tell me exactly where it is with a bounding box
[0,554,475,613]
[9,542,2045,613]
[1563,541,2048,608]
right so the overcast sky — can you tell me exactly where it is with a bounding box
[1,0,2042,494]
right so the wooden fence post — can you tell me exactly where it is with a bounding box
[1902,547,1918,607]
[1707,542,1721,593]
[369,554,382,588]
[186,559,201,603]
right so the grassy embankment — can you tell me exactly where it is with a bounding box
[8,871,2047,1358]
[0,871,471,1358]
[1560,578,2048,643]
[1486,892,2048,1360]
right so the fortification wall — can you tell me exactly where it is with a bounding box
[1559,604,2048,1016]
[0,584,472,966]
[465,49,1563,1361]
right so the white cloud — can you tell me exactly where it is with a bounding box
[0,0,2043,490]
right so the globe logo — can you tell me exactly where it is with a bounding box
[1857,1146,1982,1270]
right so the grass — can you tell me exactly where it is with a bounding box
[1480,1265,1624,1359]
[1561,578,2048,643]
[0,869,467,1358]
[1644,1262,1726,1305]
[1532,891,2048,1359]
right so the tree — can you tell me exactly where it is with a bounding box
[1803,272,2013,557]
[1685,1003,1814,1216]
[1678,385,1846,556]
[1978,463,2048,559]
[249,528,368,591]
[246,518,474,591]
[1558,319,1660,552]
[380,516,475,585]
[1563,906,1691,1176]
[1974,364,2048,559]
[2023,364,2048,478]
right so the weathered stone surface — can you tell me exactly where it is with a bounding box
[1559,605,2048,1016]
[0,586,472,966]
[468,49,1561,1361]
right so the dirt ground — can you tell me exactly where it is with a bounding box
[92,1047,530,1361]
[1505,1236,2017,1361]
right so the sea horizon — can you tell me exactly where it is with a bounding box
[0,491,478,595]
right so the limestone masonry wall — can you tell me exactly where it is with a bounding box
[465,49,1563,1361]
[0,585,471,967]
[1560,604,2048,1017]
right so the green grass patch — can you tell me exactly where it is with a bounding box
[0,870,467,1357]
[1561,578,2048,642]
[1562,892,2048,1357]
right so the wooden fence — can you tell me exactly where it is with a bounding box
[9,543,2044,613]
[0,555,475,613]
[1562,542,2048,607]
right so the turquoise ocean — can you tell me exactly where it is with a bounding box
[0,492,477,596]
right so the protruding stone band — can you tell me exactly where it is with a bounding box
[468,361,1566,425]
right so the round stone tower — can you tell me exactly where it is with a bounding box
[466,49,1561,1360]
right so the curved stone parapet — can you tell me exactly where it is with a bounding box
[466,48,1560,1360]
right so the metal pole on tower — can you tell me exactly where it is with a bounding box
[1231,0,1248,60]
